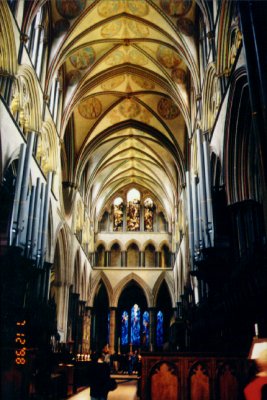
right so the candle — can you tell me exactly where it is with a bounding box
[254,323,259,337]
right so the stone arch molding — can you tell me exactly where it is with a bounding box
[112,273,153,308]
[10,65,42,134]
[53,223,70,284]
[0,1,17,75]
[202,63,221,132]
[153,272,176,308]
[37,120,59,176]
[141,239,157,252]
[88,271,113,308]
[107,239,124,252]
[125,239,142,251]
[95,240,106,251]
[158,240,171,252]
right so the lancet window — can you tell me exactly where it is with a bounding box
[113,197,123,231]
[99,188,169,233]
[156,311,164,347]
[142,311,150,347]
[144,198,154,231]
[131,304,141,345]
[121,305,150,347]
[127,189,140,231]
[121,311,129,346]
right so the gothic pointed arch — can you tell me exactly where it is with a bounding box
[38,120,59,176]
[224,68,260,204]
[53,223,70,283]
[88,271,112,307]
[202,63,220,132]
[11,65,42,133]
[112,273,153,308]
[153,273,175,307]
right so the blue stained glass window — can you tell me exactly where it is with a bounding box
[156,311,163,347]
[142,311,149,345]
[131,304,140,345]
[121,311,129,345]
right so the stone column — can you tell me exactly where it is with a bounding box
[121,251,127,267]
[82,307,91,354]
[155,251,160,268]
[139,251,145,267]
[107,211,111,232]
[105,251,110,267]
[149,308,156,351]
[89,252,95,267]
[123,204,127,231]
[140,205,144,231]
[109,308,116,354]
[153,212,158,232]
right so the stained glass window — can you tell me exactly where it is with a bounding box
[156,311,163,347]
[131,304,140,345]
[144,198,154,231]
[114,197,123,231]
[142,311,150,346]
[127,189,140,231]
[121,311,129,345]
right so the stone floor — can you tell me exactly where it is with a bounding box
[68,376,139,400]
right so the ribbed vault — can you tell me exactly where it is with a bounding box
[48,0,198,223]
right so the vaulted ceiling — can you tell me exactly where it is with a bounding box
[48,0,199,222]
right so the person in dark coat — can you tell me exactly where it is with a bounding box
[88,352,111,400]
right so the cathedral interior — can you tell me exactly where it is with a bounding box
[0,0,267,399]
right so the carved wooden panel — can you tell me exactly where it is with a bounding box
[140,353,249,400]
[216,362,239,400]
[189,362,210,400]
[150,362,179,400]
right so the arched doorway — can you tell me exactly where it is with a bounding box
[156,281,172,350]
[91,281,109,352]
[117,281,148,353]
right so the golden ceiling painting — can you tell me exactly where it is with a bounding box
[49,0,197,222]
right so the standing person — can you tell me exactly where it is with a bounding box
[244,349,267,400]
[88,352,111,400]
